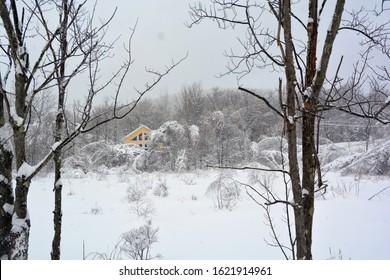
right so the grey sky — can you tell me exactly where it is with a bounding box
[80,0,282,103]
[74,0,386,103]
[81,0,246,103]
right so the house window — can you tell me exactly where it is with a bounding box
[144,133,149,140]
[138,133,143,140]
[131,136,137,141]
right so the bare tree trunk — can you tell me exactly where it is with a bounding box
[300,0,346,260]
[10,179,30,260]
[51,0,69,260]
[300,0,319,261]
[301,110,316,260]
[9,51,30,260]
[282,0,306,260]
[51,149,63,260]
[0,93,14,259]
[10,87,30,260]
[0,153,13,260]
[0,0,30,259]
[9,75,30,260]
[51,122,64,260]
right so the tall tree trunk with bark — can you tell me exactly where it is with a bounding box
[282,0,346,260]
[281,0,306,259]
[51,0,69,260]
[300,0,346,259]
[0,93,14,259]
[1,0,31,259]
[9,51,30,260]
[300,0,319,261]
[9,67,30,260]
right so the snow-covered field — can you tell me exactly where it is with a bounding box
[28,166,390,260]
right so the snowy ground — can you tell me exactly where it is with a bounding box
[27,167,390,260]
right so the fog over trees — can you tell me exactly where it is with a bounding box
[25,81,389,186]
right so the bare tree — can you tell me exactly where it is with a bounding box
[0,0,184,259]
[188,0,389,259]
[48,0,70,260]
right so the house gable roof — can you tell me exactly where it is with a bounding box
[123,125,151,143]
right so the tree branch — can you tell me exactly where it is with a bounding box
[207,164,290,175]
[238,86,284,118]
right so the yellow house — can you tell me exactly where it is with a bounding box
[123,125,151,148]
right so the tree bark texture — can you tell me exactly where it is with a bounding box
[300,0,346,260]
[281,0,307,259]
[51,0,69,260]
[51,152,63,260]
[0,94,14,259]
[301,0,320,261]
[9,68,30,261]
[0,0,31,259]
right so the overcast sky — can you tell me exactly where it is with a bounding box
[84,0,251,103]
[72,0,387,103]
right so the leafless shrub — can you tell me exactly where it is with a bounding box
[153,178,168,197]
[330,180,360,199]
[90,202,103,215]
[327,248,345,260]
[126,185,147,203]
[84,221,161,260]
[136,176,154,191]
[180,174,197,185]
[120,220,161,260]
[83,238,123,260]
[131,199,156,218]
[206,173,240,210]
